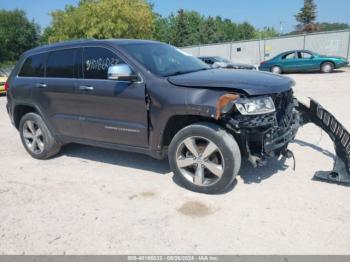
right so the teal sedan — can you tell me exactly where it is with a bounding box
[259,50,349,74]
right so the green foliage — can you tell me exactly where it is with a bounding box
[0,9,40,63]
[169,9,203,46]
[254,27,278,39]
[45,0,155,43]
[153,13,171,43]
[317,22,350,32]
[153,10,258,46]
[295,0,318,32]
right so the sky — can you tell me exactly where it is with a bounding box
[1,0,350,33]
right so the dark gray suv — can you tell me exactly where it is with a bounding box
[6,39,299,194]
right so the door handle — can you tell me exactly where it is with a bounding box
[79,85,94,91]
[36,83,47,88]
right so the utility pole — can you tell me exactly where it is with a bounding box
[279,21,284,36]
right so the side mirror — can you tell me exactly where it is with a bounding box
[108,64,138,81]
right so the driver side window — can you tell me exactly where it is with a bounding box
[83,47,125,79]
[300,52,313,59]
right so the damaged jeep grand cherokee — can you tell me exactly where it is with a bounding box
[6,39,349,194]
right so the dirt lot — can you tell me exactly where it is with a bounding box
[1,69,350,255]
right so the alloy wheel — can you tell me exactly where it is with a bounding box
[175,136,225,187]
[22,120,45,154]
[271,66,281,74]
[322,63,332,73]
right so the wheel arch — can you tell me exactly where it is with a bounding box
[13,104,39,129]
[13,103,56,139]
[160,115,221,149]
[320,60,335,68]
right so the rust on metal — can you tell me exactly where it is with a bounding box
[215,93,239,120]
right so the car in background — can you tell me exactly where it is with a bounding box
[0,69,9,95]
[199,56,256,70]
[259,50,349,74]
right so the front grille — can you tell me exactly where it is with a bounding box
[272,89,294,124]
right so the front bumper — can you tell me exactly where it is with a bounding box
[227,90,299,162]
[335,61,349,68]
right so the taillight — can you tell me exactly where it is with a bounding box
[260,61,266,65]
[4,81,9,92]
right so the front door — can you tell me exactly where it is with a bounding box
[297,51,318,71]
[76,46,148,148]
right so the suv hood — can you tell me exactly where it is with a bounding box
[168,69,293,96]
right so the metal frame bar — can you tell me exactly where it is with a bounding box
[180,29,350,49]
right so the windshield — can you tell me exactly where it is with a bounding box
[121,43,210,77]
[215,57,232,63]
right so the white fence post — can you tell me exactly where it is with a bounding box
[347,30,350,61]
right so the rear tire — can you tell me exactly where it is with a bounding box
[168,122,241,194]
[19,113,61,159]
[271,66,282,74]
[321,62,334,73]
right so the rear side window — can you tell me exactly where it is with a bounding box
[83,47,123,79]
[46,49,78,78]
[19,54,45,77]
[282,52,296,60]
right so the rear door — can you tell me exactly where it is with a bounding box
[15,51,82,137]
[280,52,299,72]
[31,48,83,137]
[76,46,148,148]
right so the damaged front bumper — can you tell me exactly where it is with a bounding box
[225,90,350,184]
[227,90,299,167]
[297,98,350,183]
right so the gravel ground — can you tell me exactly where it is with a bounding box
[0,69,350,255]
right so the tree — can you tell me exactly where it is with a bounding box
[199,16,217,44]
[0,9,40,63]
[295,0,318,33]
[236,22,255,40]
[168,9,203,46]
[317,22,349,32]
[153,14,171,43]
[45,0,154,43]
[152,10,258,46]
[254,27,278,39]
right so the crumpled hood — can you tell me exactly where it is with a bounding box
[168,69,294,96]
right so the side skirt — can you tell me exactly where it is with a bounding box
[58,135,165,160]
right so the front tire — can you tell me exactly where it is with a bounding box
[321,62,334,73]
[168,122,241,194]
[19,112,61,159]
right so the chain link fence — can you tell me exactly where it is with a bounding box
[181,30,350,66]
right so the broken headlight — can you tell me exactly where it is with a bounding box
[236,96,275,115]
